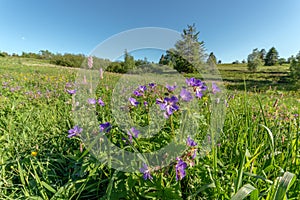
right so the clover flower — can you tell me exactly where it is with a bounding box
[88,56,93,69]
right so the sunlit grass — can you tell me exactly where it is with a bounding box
[0,57,299,199]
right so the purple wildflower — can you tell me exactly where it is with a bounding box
[159,96,179,118]
[139,85,147,92]
[88,56,93,68]
[129,97,139,107]
[166,84,177,92]
[180,88,193,102]
[140,163,153,180]
[88,98,96,105]
[225,100,229,107]
[186,78,207,98]
[2,82,8,88]
[175,158,187,181]
[191,149,197,159]
[133,90,142,97]
[156,98,163,104]
[67,89,76,95]
[130,127,140,138]
[148,83,156,89]
[98,98,105,106]
[186,77,202,87]
[127,127,140,143]
[187,136,197,147]
[186,77,194,86]
[65,82,72,88]
[195,84,207,98]
[211,82,220,94]
[126,132,133,143]
[144,101,148,106]
[68,125,83,138]
[13,86,21,92]
[99,122,111,133]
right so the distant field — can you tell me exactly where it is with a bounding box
[0,57,294,91]
[217,63,292,91]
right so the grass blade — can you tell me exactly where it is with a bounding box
[274,172,296,200]
[231,184,258,200]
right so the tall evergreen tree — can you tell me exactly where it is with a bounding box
[173,24,206,64]
[264,47,279,66]
[162,24,206,73]
[207,52,217,66]
[260,49,266,60]
[123,49,135,71]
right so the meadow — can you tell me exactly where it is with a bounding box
[0,56,299,199]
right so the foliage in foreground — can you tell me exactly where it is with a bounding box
[0,59,299,199]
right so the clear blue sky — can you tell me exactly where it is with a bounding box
[0,0,300,63]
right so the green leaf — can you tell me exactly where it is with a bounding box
[274,172,296,200]
[235,150,246,192]
[231,184,258,200]
[41,181,56,194]
[28,197,44,200]
[106,170,118,200]
[260,124,275,164]
[187,182,216,199]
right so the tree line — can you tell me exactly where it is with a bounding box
[1,24,300,83]
[0,50,111,69]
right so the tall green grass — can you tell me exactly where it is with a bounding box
[0,57,299,199]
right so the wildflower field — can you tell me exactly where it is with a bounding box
[0,57,299,199]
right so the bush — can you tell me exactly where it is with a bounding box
[106,62,125,73]
[0,51,8,57]
[247,49,263,71]
[50,53,85,68]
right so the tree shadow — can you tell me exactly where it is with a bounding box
[225,76,298,91]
